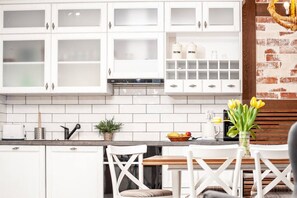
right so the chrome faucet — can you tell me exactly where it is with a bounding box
[61,124,81,140]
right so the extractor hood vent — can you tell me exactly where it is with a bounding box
[108,79,164,84]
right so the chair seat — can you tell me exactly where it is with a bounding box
[120,189,172,197]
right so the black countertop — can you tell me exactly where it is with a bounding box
[0,139,238,146]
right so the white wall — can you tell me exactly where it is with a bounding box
[4,86,240,141]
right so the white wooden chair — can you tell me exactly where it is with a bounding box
[250,144,293,198]
[186,144,244,198]
[106,145,172,198]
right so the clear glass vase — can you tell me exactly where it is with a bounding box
[239,131,250,156]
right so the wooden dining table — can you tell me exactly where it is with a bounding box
[143,155,289,198]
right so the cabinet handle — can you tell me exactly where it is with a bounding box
[170,84,177,88]
[46,23,49,30]
[70,147,77,151]
[198,21,201,28]
[52,23,55,30]
[204,21,207,28]
[109,22,112,29]
[208,84,216,88]
[189,84,197,88]
[12,147,19,150]
[52,83,55,90]
[45,83,48,90]
[108,68,111,75]
[227,84,235,88]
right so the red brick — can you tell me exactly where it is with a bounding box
[280,92,297,99]
[256,24,266,31]
[280,77,297,83]
[279,46,297,54]
[257,70,263,76]
[265,49,276,54]
[270,88,287,92]
[256,62,281,69]
[291,40,297,46]
[257,77,278,84]
[256,39,266,46]
[290,69,297,76]
[256,17,275,23]
[295,64,297,68]
[267,39,289,46]
[256,92,279,99]
[280,32,294,36]
[266,54,280,61]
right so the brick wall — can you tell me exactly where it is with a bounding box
[3,86,240,141]
[256,1,297,99]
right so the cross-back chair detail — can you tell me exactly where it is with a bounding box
[187,144,243,198]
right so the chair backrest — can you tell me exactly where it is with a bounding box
[187,144,243,198]
[250,144,293,197]
[106,145,149,197]
[288,122,297,197]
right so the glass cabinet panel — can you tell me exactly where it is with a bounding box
[171,8,196,26]
[58,9,101,27]
[114,9,157,26]
[208,8,234,26]
[4,10,45,28]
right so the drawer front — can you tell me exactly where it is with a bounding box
[222,80,241,93]
[184,80,202,93]
[202,80,221,92]
[165,80,183,93]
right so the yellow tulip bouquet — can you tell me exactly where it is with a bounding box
[227,97,265,139]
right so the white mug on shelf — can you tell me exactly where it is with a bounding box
[187,43,197,59]
[172,43,182,59]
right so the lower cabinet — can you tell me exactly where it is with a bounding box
[46,146,104,198]
[0,145,46,198]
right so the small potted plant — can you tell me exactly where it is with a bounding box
[95,117,123,141]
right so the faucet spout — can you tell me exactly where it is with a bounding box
[61,124,81,140]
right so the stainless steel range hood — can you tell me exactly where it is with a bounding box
[108,79,164,84]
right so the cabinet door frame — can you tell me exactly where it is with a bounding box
[0,4,51,33]
[165,2,202,32]
[0,34,51,94]
[51,3,107,33]
[108,32,164,79]
[202,2,240,32]
[51,33,108,93]
[108,2,164,32]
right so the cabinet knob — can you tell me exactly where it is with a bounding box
[45,83,48,90]
[52,23,55,30]
[204,21,207,29]
[198,21,201,28]
[189,84,197,88]
[52,83,55,90]
[227,84,235,88]
[208,84,216,88]
[109,22,112,29]
[12,147,19,150]
[108,68,111,75]
[70,147,77,151]
[170,84,177,88]
[46,23,49,30]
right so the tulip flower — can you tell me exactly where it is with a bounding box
[255,99,265,109]
[228,99,237,109]
[250,97,257,108]
[211,117,223,124]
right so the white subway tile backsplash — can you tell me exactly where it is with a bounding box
[120,105,146,113]
[133,96,159,104]
[66,105,92,113]
[174,123,201,132]
[52,96,78,104]
[79,114,105,123]
[0,114,6,123]
[52,132,66,140]
[133,132,160,141]
[174,105,201,113]
[43,123,63,132]
[0,104,6,113]
[147,87,164,95]
[113,132,133,141]
[188,114,207,123]
[106,114,133,123]
[0,95,6,104]
[133,114,160,123]
[6,105,12,113]
[106,96,132,104]
[161,114,187,123]
[7,114,26,123]
[147,123,173,132]
[79,96,105,104]
[147,105,173,114]
[93,105,118,113]
[120,87,146,95]
[121,123,146,132]
[188,96,215,104]
[215,95,241,104]
[161,96,187,104]
[40,105,65,113]
[79,132,101,140]
[14,105,38,113]
[201,105,227,114]
[53,114,79,123]
[26,114,52,123]
[7,96,25,104]
[26,96,51,104]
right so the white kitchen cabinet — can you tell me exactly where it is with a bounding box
[165,2,240,32]
[108,2,164,32]
[51,33,109,93]
[46,146,103,198]
[0,34,51,94]
[108,33,164,79]
[0,145,45,198]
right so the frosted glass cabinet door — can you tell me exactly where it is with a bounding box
[108,33,164,79]
[203,2,240,32]
[0,4,51,33]
[51,34,107,93]
[108,2,163,32]
[165,2,202,32]
[51,3,107,33]
[0,34,51,93]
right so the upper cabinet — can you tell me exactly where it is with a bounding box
[165,2,240,32]
[108,2,164,32]
[0,3,107,34]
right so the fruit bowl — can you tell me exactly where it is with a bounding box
[167,136,190,142]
